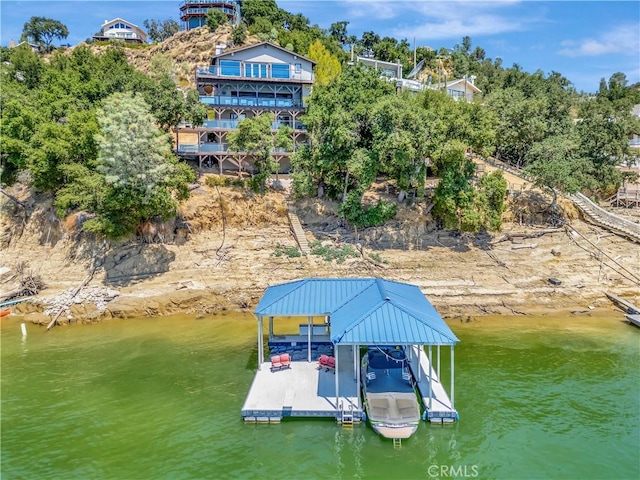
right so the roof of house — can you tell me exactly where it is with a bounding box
[101,18,147,40]
[254,277,459,346]
[211,41,316,65]
[432,78,482,93]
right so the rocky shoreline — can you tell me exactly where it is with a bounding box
[2,184,639,327]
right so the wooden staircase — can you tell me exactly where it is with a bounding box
[569,193,640,244]
[287,204,311,255]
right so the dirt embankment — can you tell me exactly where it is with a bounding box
[1,177,639,326]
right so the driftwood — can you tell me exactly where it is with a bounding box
[46,272,94,331]
[491,228,563,245]
[0,188,27,209]
[46,251,101,331]
[511,243,538,250]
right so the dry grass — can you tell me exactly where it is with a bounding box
[179,183,290,231]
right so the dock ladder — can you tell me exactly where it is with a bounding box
[393,438,402,448]
[339,402,354,428]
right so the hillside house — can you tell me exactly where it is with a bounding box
[356,56,481,100]
[180,0,242,30]
[175,42,315,173]
[93,18,147,44]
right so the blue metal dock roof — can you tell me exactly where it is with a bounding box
[254,278,459,346]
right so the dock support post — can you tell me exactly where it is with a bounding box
[268,316,273,342]
[428,345,433,412]
[450,345,455,409]
[353,344,357,380]
[437,345,441,379]
[307,315,312,362]
[417,346,422,382]
[356,344,361,404]
[335,345,340,416]
[257,315,264,370]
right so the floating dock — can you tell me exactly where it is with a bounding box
[407,345,458,423]
[241,344,363,423]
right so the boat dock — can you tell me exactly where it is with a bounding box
[406,345,458,423]
[241,344,363,423]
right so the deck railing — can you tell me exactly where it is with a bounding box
[176,144,297,154]
[199,95,304,109]
[196,66,313,83]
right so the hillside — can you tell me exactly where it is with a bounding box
[1,173,639,326]
[75,24,261,89]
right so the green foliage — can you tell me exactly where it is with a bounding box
[477,170,508,231]
[227,113,281,191]
[524,135,589,197]
[143,19,179,43]
[206,9,228,32]
[291,65,394,201]
[432,141,478,231]
[21,16,68,52]
[368,252,387,264]
[309,240,360,263]
[339,191,398,228]
[8,45,44,89]
[231,23,248,46]
[241,0,282,27]
[273,244,302,258]
[307,40,341,86]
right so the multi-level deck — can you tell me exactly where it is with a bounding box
[179,0,241,30]
[175,42,315,173]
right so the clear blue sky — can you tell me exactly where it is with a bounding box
[1,1,638,92]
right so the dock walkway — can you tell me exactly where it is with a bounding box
[406,345,457,423]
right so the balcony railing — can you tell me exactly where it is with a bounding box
[199,96,304,109]
[198,119,306,130]
[196,66,313,82]
[178,120,307,130]
[180,0,239,7]
[176,144,297,154]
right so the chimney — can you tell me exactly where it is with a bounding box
[215,43,227,55]
[9,39,15,48]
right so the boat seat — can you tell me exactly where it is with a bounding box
[366,371,377,383]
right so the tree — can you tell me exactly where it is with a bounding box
[307,40,341,86]
[227,113,281,191]
[206,9,228,32]
[329,21,349,46]
[524,135,589,214]
[241,0,281,27]
[87,92,194,237]
[21,16,68,52]
[371,93,432,201]
[231,23,248,46]
[143,19,180,43]
[432,140,479,231]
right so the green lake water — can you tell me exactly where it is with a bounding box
[1,313,639,480]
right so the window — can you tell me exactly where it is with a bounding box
[220,60,240,76]
[271,64,290,79]
[244,63,267,78]
[295,63,302,74]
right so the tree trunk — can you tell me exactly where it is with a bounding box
[342,171,350,203]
